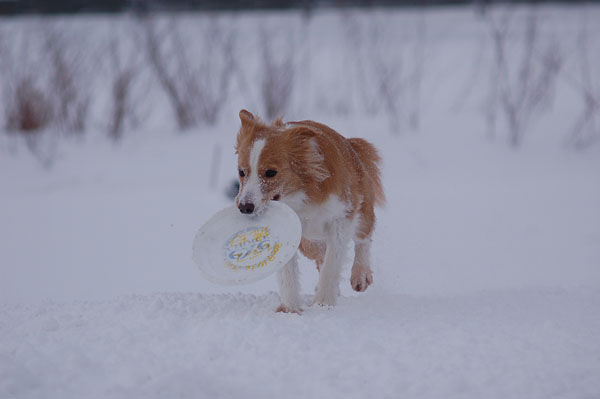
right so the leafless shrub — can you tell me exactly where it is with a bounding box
[105,24,144,141]
[377,13,426,133]
[485,9,562,148]
[5,78,54,132]
[0,30,4,126]
[1,24,54,166]
[566,16,600,149]
[142,16,236,130]
[44,26,91,134]
[451,33,487,116]
[408,15,426,131]
[259,27,295,120]
[341,13,379,115]
[0,22,92,166]
[1,24,90,136]
[109,47,137,140]
[2,71,57,168]
[342,12,427,134]
[370,44,404,133]
[1,26,52,134]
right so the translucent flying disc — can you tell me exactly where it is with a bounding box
[192,201,302,285]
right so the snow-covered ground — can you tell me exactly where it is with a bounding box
[1,4,600,399]
[2,118,598,398]
[2,290,599,399]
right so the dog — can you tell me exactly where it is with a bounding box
[235,110,385,313]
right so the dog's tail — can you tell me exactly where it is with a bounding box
[348,138,386,207]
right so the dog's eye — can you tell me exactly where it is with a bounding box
[265,170,277,178]
[238,169,245,178]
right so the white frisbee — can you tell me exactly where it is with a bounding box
[192,201,302,285]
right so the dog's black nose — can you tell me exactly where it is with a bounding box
[238,202,255,214]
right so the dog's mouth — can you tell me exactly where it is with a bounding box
[272,194,280,201]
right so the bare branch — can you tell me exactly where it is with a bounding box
[566,11,600,149]
[259,26,295,120]
[105,20,144,141]
[43,24,91,134]
[484,7,562,148]
[142,16,236,130]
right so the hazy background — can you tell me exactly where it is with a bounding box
[2,0,599,303]
[1,2,599,398]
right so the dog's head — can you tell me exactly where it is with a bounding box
[234,110,329,216]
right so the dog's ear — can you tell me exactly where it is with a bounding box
[272,116,284,127]
[236,110,254,154]
[239,109,255,125]
[287,128,330,183]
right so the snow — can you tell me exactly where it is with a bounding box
[2,4,600,399]
[2,290,600,399]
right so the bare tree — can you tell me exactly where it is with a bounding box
[0,29,4,126]
[371,44,404,133]
[142,16,236,130]
[1,24,57,166]
[5,79,53,133]
[566,15,600,149]
[0,22,93,166]
[407,12,426,131]
[377,13,427,133]
[259,26,295,120]
[105,22,145,141]
[5,80,57,168]
[485,9,562,148]
[2,23,91,137]
[341,13,379,115]
[341,12,428,134]
[108,43,137,140]
[43,26,91,134]
[2,26,54,134]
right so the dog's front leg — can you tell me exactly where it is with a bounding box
[276,252,302,313]
[351,239,374,292]
[313,220,348,306]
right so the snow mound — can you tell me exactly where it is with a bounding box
[2,289,599,399]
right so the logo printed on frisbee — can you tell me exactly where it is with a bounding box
[192,201,302,285]
[224,226,282,271]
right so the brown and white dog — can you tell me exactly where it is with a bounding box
[235,110,385,313]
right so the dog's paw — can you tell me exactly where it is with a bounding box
[351,267,373,292]
[275,304,302,314]
[312,291,337,307]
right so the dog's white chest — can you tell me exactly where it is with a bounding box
[284,194,349,241]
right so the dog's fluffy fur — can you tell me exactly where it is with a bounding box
[235,110,384,312]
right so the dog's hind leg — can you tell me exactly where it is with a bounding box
[276,253,302,313]
[299,238,326,271]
